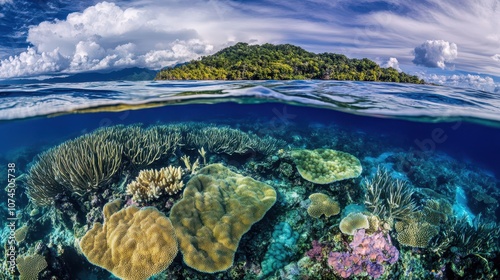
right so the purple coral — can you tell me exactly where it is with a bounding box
[327,229,399,279]
[306,240,324,261]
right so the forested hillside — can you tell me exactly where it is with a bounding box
[156,43,424,83]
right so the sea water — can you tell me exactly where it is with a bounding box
[0,80,499,279]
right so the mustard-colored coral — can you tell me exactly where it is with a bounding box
[396,221,438,248]
[170,163,277,273]
[16,254,47,280]
[339,212,370,235]
[291,149,362,184]
[307,193,340,218]
[421,199,452,226]
[80,204,178,280]
[126,166,184,202]
[103,198,123,220]
[15,225,29,243]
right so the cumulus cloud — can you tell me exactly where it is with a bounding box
[382,57,400,71]
[0,1,249,78]
[424,73,499,93]
[492,54,500,62]
[412,40,458,69]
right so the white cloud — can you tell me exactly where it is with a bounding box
[382,57,400,71]
[423,73,499,93]
[412,40,458,69]
[492,54,500,62]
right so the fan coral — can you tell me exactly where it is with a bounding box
[327,229,399,279]
[126,166,184,202]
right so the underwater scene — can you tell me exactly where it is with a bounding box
[0,80,499,280]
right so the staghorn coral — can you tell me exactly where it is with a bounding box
[16,254,47,280]
[307,193,340,218]
[170,163,277,273]
[339,212,370,235]
[450,215,500,257]
[364,167,417,225]
[126,166,184,203]
[396,220,438,248]
[291,149,362,184]
[26,133,122,205]
[80,202,178,280]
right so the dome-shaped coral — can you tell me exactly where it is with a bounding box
[291,149,362,184]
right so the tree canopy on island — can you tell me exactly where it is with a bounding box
[155,42,424,83]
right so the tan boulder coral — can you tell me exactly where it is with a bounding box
[307,193,340,218]
[170,163,277,273]
[291,149,362,184]
[126,165,184,202]
[339,212,370,235]
[80,202,178,280]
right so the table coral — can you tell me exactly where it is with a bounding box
[169,163,277,273]
[291,149,362,184]
[307,193,340,218]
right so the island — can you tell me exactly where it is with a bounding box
[155,42,424,83]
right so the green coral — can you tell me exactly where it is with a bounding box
[291,149,362,184]
[170,163,277,273]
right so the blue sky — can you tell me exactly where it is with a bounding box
[0,0,499,91]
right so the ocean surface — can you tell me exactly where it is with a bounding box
[0,80,499,279]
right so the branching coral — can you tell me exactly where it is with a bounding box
[450,215,500,257]
[126,166,184,202]
[26,133,122,205]
[364,168,417,225]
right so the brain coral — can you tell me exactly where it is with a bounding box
[79,202,178,280]
[126,165,184,202]
[291,149,362,184]
[307,193,340,218]
[339,212,370,235]
[169,163,277,273]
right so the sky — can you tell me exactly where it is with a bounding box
[0,0,499,91]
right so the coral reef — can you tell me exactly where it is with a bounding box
[169,163,277,273]
[126,165,184,203]
[307,193,340,218]
[291,148,362,184]
[261,222,300,277]
[395,220,438,248]
[327,229,399,279]
[364,168,417,225]
[16,254,47,280]
[339,212,370,235]
[79,201,178,280]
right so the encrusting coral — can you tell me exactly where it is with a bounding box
[169,163,277,273]
[126,165,184,202]
[307,193,340,218]
[79,200,178,280]
[291,149,362,184]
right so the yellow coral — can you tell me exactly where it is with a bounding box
[291,149,362,184]
[16,254,47,280]
[126,166,184,202]
[307,193,340,218]
[339,212,370,235]
[15,225,29,243]
[80,204,178,280]
[170,163,277,273]
[396,221,438,248]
